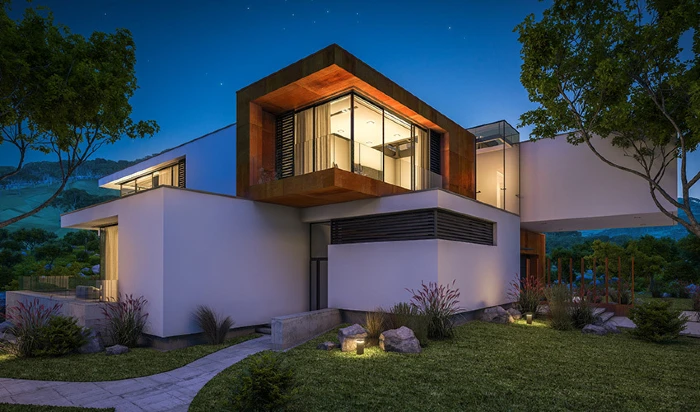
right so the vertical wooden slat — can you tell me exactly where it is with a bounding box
[617,256,622,304]
[536,256,540,284]
[580,258,585,298]
[631,256,635,304]
[592,257,597,302]
[526,256,531,283]
[547,258,551,287]
[605,257,609,304]
[557,258,562,284]
[569,258,573,294]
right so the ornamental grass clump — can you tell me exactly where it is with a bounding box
[508,275,544,317]
[570,296,596,329]
[407,280,460,339]
[387,302,429,346]
[5,298,62,357]
[101,294,148,347]
[629,300,688,343]
[363,308,385,345]
[194,305,234,345]
[545,284,573,331]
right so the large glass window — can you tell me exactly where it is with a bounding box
[118,160,184,197]
[284,91,441,191]
[469,120,520,214]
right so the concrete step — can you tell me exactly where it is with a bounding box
[255,326,272,335]
[598,311,614,324]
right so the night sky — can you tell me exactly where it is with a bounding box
[2,0,698,196]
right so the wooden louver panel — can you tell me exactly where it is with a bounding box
[331,208,494,246]
[275,112,295,179]
[178,159,186,188]
[429,130,441,176]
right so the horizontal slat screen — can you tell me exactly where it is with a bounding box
[331,208,494,246]
[275,112,294,179]
[429,130,441,175]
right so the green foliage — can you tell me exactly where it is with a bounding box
[193,305,234,345]
[386,302,429,347]
[570,297,596,329]
[517,0,700,237]
[230,351,297,412]
[630,300,688,343]
[34,240,72,267]
[10,228,57,252]
[509,275,544,316]
[34,316,87,357]
[407,281,460,340]
[5,298,62,357]
[101,295,148,347]
[546,285,573,331]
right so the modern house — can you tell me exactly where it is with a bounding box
[14,45,677,344]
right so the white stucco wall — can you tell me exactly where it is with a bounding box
[520,134,677,231]
[99,124,237,196]
[62,186,308,338]
[324,189,520,312]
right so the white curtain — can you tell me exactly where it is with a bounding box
[295,109,313,175]
[315,103,331,170]
[102,226,118,301]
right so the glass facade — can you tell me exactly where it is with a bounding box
[288,92,441,191]
[119,161,183,196]
[468,120,520,215]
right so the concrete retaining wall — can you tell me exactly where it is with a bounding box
[271,308,341,350]
[6,291,106,335]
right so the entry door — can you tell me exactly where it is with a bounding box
[310,222,330,310]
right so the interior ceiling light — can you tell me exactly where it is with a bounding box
[337,129,345,133]
[394,133,401,137]
[366,120,375,125]
[365,141,372,145]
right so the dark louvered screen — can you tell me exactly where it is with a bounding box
[436,209,493,245]
[331,208,494,246]
[177,159,186,188]
[275,112,295,179]
[429,130,441,175]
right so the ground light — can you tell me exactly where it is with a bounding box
[526,313,533,325]
[356,339,365,355]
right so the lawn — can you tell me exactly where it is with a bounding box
[191,321,700,412]
[0,334,259,382]
[646,297,694,311]
[0,405,112,412]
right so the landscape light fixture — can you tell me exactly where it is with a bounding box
[356,339,365,355]
[526,313,533,325]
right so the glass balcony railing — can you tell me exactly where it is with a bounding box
[293,134,442,191]
[19,276,118,301]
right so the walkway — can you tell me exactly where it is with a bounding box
[608,311,700,337]
[0,335,272,412]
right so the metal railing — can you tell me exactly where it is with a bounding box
[18,276,117,302]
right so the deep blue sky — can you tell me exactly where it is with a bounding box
[2,0,698,196]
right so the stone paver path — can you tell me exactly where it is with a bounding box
[608,312,700,337]
[0,335,271,412]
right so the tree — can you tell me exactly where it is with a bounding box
[0,1,158,228]
[34,240,71,268]
[63,230,98,249]
[517,0,700,237]
[10,228,56,252]
[52,188,117,212]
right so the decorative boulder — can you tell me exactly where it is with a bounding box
[79,330,104,354]
[337,324,368,352]
[0,332,16,344]
[480,306,514,324]
[105,344,129,356]
[602,323,620,334]
[0,321,13,333]
[507,308,522,321]
[582,324,607,336]
[91,264,100,275]
[316,341,336,351]
[379,326,421,354]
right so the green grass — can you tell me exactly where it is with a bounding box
[645,297,693,311]
[0,334,260,382]
[0,405,112,412]
[191,322,700,412]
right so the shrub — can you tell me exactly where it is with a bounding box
[629,300,688,343]
[363,309,385,343]
[101,294,148,347]
[508,275,544,316]
[570,297,596,329]
[407,280,460,340]
[194,305,234,345]
[231,351,297,411]
[667,280,690,299]
[5,298,62,357]
[692,290,700,312]
[386,302,429,347]
[35,316,87,356]
[545,285,573,331]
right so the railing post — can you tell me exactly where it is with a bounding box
[526,256,531,283]
[631,256,635,304]
[605,257,609,304]
[592,257,597,303]
[557,258,562,284]
[536,256,540,284]
[618,256,622,304]
[580,258,585,298]
[547,258,551,287]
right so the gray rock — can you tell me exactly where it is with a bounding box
[379,326,421,353]
[337,324,368,352]
[0,331,16,344]
[480,306,514,324]
[316,341,336,351]
[79,330,104,354]
[91,264,100,275]
[602,323,620,334]
[507,308,522,321]
[0,321,13,333]
[105,344,129,355]
[582,324,607,336]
